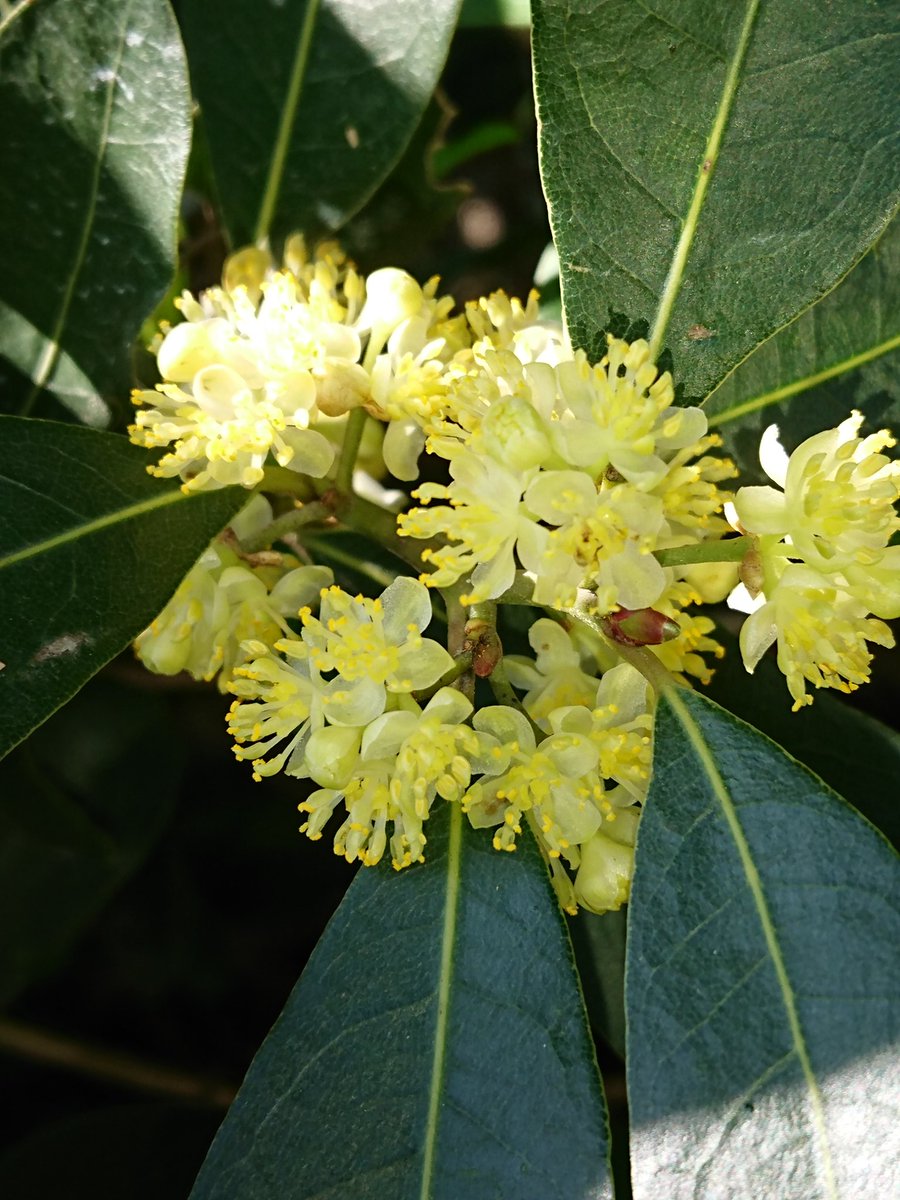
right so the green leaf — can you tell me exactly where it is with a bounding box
[627,687,899,1197]
[705,629,900,850]
[569,909,627,1059]
[532,0,900,398]
[0,0,191,426]
[191,805,613,1200]
[179,0,463,246]
[710,219,897,446]
[459,0,530,27]
[0,416,245,761]
[0,679,184,1005]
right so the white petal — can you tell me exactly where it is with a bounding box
[381,575,432,640]
[733,485,788,536]
[738,603,778,674]
[758,424,789,488]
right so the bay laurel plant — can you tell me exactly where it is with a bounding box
[0,0,898,1197]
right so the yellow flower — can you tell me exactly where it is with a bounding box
[734,415,900,585]
[299,688,491,869]
[134,496,331,690]
[738,564,894,710]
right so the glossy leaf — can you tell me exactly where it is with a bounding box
[0,0,191,425]
[532,0,900,398]
[179,0,463,246]
[627,688,900,1198]
[0,678,184,1005]
[0,416,245,760]
[705,628,900,850]
[705,217,899,482]
[191,805,613,1200]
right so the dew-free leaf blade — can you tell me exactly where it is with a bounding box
[191,805,613,1200]
[627,688,900,1198]
[705,629,900,850]
[532,0,900,398]
[0,416,245,760]
[704,217,900,474]
[179,0,463,246]
[0,0,191,425]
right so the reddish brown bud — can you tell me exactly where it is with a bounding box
[464,618,503,677]
[602,607,681,647]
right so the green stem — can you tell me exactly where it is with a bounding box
[334,408,368,494]
[653,536,749,568]
[240,501,330,553]
[444,585,474,702]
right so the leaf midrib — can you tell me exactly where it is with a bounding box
[707,331,900,426]
[664,688,838,1199]
[419,800,463,1200]
[647,0,763,360]
[19,0,132,416]
[0,487,187,570]
[254,0,321,243]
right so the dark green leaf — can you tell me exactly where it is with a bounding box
[627,688,899,1197]
[191,805,613,1200]
[0,0,191,425]
[0,678,184,1005]
[459,0,530,29]
[705,217,900,474]
[179,0,463,246]
[0,1105,222,1200]
[705,627,900,850]
[569,908,627,1059]
[0,416,245,760]
[532,0,900,398]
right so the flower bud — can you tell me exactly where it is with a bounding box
[603,606,680,647]
[573,832,634,913]
[464,618,503,678]
[304,726,363,788]
[357,268,424,334]
[222,246,273,302]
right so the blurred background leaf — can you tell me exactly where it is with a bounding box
[0,0,191,426]
[179,0,464,246]
[532,0,900,398]
[628,689,900,1198]
[0,680,185,1006]
[192,807,613,1200]
[0,417,244,759]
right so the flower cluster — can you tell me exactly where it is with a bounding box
[130,239,463,492]
[130,236,899,911]
[225,578,650,912]
[134,495,331,690]
[730,417,900,709]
